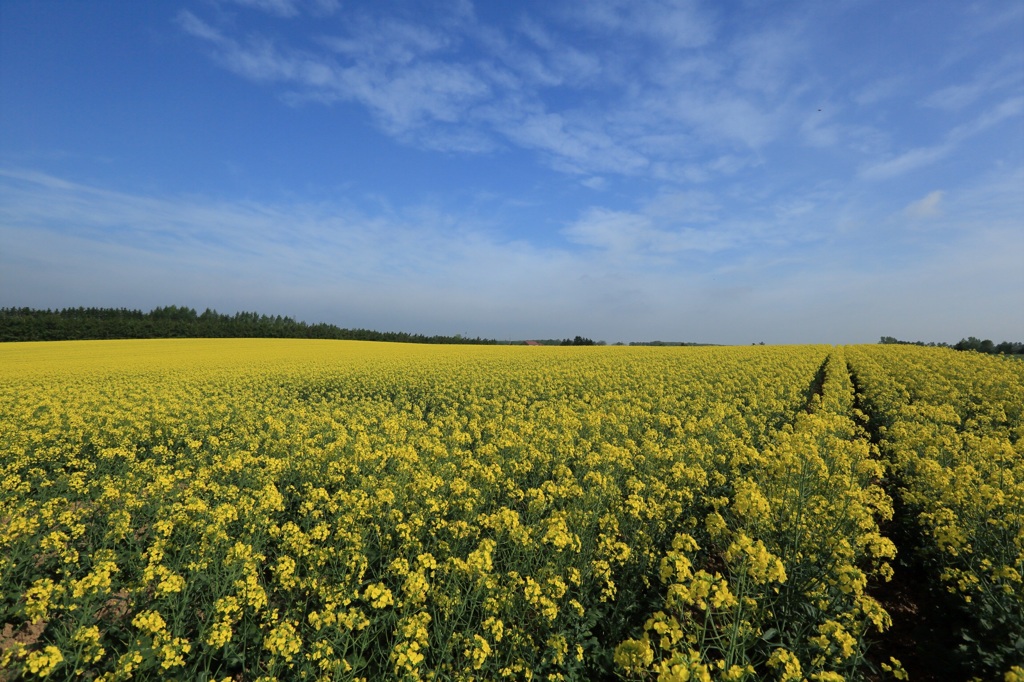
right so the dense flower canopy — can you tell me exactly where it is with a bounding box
[1,340,1021,679]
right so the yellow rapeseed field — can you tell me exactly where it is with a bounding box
[1,340,1021,680]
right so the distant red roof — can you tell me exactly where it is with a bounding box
[524,340,541,346]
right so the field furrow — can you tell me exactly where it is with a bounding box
[847,346,1024,679]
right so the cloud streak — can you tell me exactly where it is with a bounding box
[5,166,1020,343]
[4,2,1022,344]
[222,0,340,18]
[175,2,821,181]
[860,97,1024,180]
[177,0,1021,195]
[903,190,943,220]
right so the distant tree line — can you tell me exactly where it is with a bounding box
[629,341,717,347]
[518,337,603,346]
[880,335,1024,355]
[562,336,597,346]
[0,306,499,345]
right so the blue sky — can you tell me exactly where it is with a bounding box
[1,0,1022,344]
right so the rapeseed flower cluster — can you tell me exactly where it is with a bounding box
[1,339,1014,679]
[847,345,1024,677]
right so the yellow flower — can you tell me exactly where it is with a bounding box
[132,609,168,635]
[274,555,298,590]
[767,648,803,682]
[71,625,105,664]
[23,579,62,621]
[881,657,909,680]
[483,616,504,643]
[25,645,63,677]
[546,634,568,666]
[401,571,430,606]
[264,620,301,662]
[159,638,191,669]
[362,582,394,609]
[156,570,186,597]
[204,621,233,649]
[465,634,491,670]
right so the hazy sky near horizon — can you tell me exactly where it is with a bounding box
[2,1,1022,344]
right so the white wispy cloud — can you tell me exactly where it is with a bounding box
[348,62,492,133]
[563,208,653,253]
[860,96,1024,180]
[568,0,716,50]
[319,19,451,65]
[175,1,817,180]
[562,189,769,261]
[952,96,1024,138]
[221,0,340,18]
[961,3,1024,42]
[799,109,888,156]
[728,19,808,97]
[176,11,224,44]
[3,166,1021,342]
[903,190,944,220]
[227,0,302,17]
[860,145,949,182]
[511,18,603,87]
[178,12,309,82]
[922,55,1022,111]
[853,76,906,107]
[0,169,591,333]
